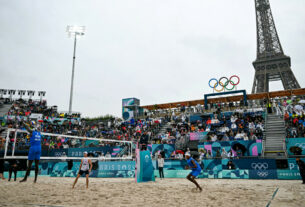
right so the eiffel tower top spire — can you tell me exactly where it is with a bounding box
[255,0,284,60]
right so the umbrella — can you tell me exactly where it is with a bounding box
[294,105,303,111]
[232,143,247,155]
[298,100,305,104]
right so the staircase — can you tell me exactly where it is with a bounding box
[0,104,11,117]
[0,103,11,139]
[0,128,7,138]
[264,114,286,158]
[155,121,171,138]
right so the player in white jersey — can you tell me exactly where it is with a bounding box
[72,152,92,189]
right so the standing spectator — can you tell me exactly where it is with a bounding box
[157,154,164,179]
[227,160,235,170]
[0,158,5,180]
[296,157,305,184]
[8,159,19,181]
[140,131,148,151]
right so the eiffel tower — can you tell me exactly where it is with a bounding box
[252,0,300,93]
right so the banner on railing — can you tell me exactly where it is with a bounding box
[198,140,262,157]
[190,132,208,141]
[45,158,304,180]
[150,144,175,158]
[286,138,305,155]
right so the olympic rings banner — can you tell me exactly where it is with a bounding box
[3,158,304,180]
[208,75,240,92]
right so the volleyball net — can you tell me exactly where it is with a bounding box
[4,128,134,160]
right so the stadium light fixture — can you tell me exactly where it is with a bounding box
[0,89,6,98]
[38,91,46,102]
[66,25,85,115]
[27,90,35,100]
[18,90,26,99]
[8,89,16,101]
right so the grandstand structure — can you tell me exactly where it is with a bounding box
[141,88,305,110]
[0,1,304,182]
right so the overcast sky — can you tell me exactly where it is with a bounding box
[0,0,304,117]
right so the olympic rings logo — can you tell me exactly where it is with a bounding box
[251,163,269,170]
[295,143,305,150]
[257,171,269,177]
[208,75,240,92]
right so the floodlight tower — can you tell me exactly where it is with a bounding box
[27,90,35,100]
[8,90,16,101]
[18,90,26,99]
[0,89,7,99]
[38,91,46,102]
[66,25,85,114]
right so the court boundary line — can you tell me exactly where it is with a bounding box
[265,187,279,207]
[0,202,64,207]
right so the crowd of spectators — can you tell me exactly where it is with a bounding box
[0,98,165,152]
[6,99,80,118]
[155,109,265,145]
[7,96,305,157]
[284,99,305,138]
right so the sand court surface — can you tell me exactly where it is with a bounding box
[0,177,304,207]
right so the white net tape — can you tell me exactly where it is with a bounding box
[4,128,133,160]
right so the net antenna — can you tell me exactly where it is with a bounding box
[4,128,133,161]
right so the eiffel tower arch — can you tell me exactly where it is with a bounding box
[252,0,301,94]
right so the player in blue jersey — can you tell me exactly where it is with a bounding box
[185,152,202,191]
[20,121,42,183]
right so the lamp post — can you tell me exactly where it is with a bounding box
[66,25,85,115]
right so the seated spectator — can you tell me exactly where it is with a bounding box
[205,125,211,132]
[199,149,206,160]
[248,122,255,132]
[256,122,264,131]
[211,116,220,124]
[231,122,237,131]
[216,149,221,158]
[206,150,213,158]
[105,152,111,158]
[249,133,257,140]
[219,124,229,133]
[210,134,218,142]
[222,133,230,141]
[231,115,237,123]
[227,150,234,158]
[234,130,244,140]
[221,148,228,159]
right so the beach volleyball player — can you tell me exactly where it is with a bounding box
[20,121,41,183]
[72,152,92,189]
[185,152,202,191]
